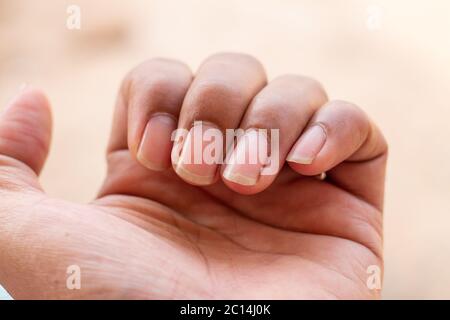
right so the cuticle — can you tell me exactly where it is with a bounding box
[311,122,328,138]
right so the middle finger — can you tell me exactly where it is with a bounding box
[172,53,267,186]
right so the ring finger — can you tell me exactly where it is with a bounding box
[221,74,328,194]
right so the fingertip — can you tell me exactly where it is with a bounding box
[7,85,50,112]
[0,85,53,174]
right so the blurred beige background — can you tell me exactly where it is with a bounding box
[1,0,449,299]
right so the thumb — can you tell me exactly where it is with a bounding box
[0,86,52,184]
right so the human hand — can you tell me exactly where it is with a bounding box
[0,53,387,299]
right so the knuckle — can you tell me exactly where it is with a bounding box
[144,76,177,97]
[277,74,325,92]
[248,98,287,125]
[130,58,189,78]
[122,58,190,95]
[206,52,263,68]
[192,81,246,108]
[202,52,266,80]
[128,76,177,109]
[329,100,368,125]
[247,112,281,129]
[326,100,371,141]
[275,74,328,104]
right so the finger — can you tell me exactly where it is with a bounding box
[287,100,388,209]
[221,75,328,194]
[107,58,193,171]
[0,86,52,188]
[172,53,267,186]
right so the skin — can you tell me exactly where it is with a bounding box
[0,53,387,299]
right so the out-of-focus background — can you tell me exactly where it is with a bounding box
[0,0,449,300]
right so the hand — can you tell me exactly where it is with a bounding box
[0,53,387,299]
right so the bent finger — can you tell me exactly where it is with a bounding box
[287,100,388,208]
[107,58,193,171]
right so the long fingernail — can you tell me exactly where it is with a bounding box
[287,124,327,164]
[174,121,222,186]
[137,113,177,171]
[223,129,268,186]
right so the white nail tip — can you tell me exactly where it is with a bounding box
[286,156,314,165]
[222,168,257,186]
[175,164,215,186]
[136,153,166,171]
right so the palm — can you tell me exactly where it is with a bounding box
[80,150,381,299]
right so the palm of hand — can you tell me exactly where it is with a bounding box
[45,150,379,299]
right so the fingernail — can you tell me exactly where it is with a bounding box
[174,121,222,186]
[223,129,268,186]
[287,124,327,164]
[137,113,177,171]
